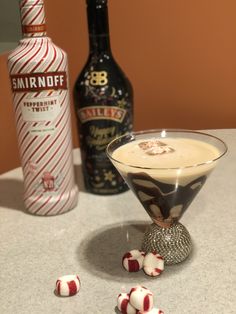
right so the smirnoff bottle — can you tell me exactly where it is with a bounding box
[7,0,78,215]
[74,0,133,195]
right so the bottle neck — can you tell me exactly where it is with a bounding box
[87,0,111,54]
[20,0,47,38]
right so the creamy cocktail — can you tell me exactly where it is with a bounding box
[111,136,220,226]
[107,130,227,264]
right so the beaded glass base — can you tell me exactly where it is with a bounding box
[141,222,192,265]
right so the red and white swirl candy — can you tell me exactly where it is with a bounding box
[129,285,154,312]
[117,293,137,314]
[122,249,145,272]
[55,275,81,297]
[143,252,164,277]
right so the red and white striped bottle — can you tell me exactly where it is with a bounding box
[7,0,78,215]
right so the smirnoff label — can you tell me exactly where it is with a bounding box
[10,72,68,93]
[78,106,126,123]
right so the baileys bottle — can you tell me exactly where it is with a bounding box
[74,0,133,195]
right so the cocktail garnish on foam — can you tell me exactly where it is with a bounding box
[138,140,175,155]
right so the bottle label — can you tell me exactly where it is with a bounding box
[22,24,47,35]
[78,106,126,123]
[86,125,122,151]
[10,72,68,93]
[21,95,61,122]
[76,63,133,194]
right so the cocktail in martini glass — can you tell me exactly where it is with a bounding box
[107,130,227,265]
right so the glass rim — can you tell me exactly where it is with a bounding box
[106,129,228,171]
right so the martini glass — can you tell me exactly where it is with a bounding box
[107,130,227,265]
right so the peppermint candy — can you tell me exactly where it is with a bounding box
[55,275,81,297]
[122,250,165,277]
[117,293,137,314]
[117,286,164,314]
[138,140,174,155]
[122,249,145,272]
[143,252,164,277]
[129,285,154,312]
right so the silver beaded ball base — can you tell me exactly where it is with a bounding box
[141,222,192,265]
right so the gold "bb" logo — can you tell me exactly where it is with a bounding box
[89,71,108,86]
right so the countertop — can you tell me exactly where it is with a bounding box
[0,129,235,314]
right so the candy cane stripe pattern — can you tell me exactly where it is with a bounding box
[129,286,154,312]
[7,0,78,215]
[117,293,137,314]
[143,252,164,277]
[55,275,81,297]
[122,249,145,272]
[20,0,47,37]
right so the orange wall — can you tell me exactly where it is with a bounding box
[1,0,236,173]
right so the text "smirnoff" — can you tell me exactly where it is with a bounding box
[10,72,67,93]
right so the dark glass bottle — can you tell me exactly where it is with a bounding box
[74,0,133,195]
